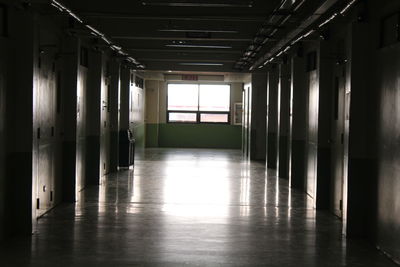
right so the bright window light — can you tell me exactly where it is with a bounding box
[167,84,199,111]
[167,83,231,124]
[200,113,229,123]
[169,112,197,123]
[199,84,230,112]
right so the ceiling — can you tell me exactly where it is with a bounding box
[40,0,346,73]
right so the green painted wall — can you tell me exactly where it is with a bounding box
[146,123,241,149]
[146,124,159,147]
[134,124,146,159]
[144,80,244,150]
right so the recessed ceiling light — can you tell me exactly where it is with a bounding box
[166,44,232,49]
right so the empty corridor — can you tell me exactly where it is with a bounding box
[0,149,396,266]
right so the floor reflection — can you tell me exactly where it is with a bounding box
[0,148,395,267]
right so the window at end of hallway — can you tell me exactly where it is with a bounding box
[167,83,230,124]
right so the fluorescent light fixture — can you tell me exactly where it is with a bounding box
[118,50,129,56]
[340,0,358,15]
[158,29,238,33]
[50,0,144,69]
[127,57,139,64]
[51,0,83,23]
[102,36,113,45]
[166,44,232,49]
[178,63,224,66]
[85,25,104,37]
[111,45,122,51]
[142,2,253,7]
[319,13,338,28]
[303,30,315,38]
[68,12,83,23]
[50,3,63,12]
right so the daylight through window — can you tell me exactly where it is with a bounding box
[167,84,231,123]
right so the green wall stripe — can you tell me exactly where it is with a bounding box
[146,123,241,149]
[146,124,159,148]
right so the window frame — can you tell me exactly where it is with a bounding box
[166,82,231,124]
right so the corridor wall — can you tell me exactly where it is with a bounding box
[145,77,243,149]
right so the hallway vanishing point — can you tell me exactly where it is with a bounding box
[0,149,396,267]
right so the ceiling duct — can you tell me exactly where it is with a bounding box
[252,0,359,70]
[234,0,305,70]
[49,0,144,68]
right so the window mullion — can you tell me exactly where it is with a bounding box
[197,84,200,123]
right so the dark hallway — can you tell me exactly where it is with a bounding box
[0,149,396,266]
[2,0,400,266]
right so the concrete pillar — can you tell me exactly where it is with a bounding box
[145,80,160,148]
[86,50,103,185]
[267,65,279,169]
[316,41,333,209]
[305,40,332,209]
[4,8,36,235]
[0,4,8,240]
[118,66,133,167]
[290,53,307,189]
[130,74,145,158]
[346,22,375,237]
[120,67,131,133]
[109,60,120,172]
[250,73,267,161]
[61,36,79,202]
[278,62,291,178]
[0,41,5,242]
[242,83,251,159]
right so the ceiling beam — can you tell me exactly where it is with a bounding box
[138,58,236,63]
[126,48,242,54]
[80,13,266,22]
[112,36,253,42]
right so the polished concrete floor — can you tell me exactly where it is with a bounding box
[0,148,397,266]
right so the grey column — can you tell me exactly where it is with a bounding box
[315,41,333,209]
[278,62,291,178]
[250,73,267,161]
[4,8,36,235]
[290,52,307,189]
[61,36,79,202]
[304,41,332,209]
[109,59,121,172]
[120,67,131,133]
[0,29,5,241]
[267,65,279,169]
[118,66,131,167]
[86,50,103,185]
[346,22,375,237]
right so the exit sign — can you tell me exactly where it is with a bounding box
[182,75,198,81]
